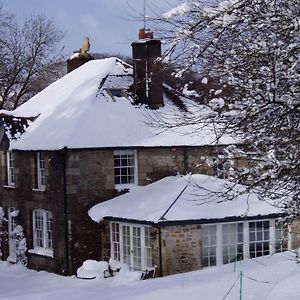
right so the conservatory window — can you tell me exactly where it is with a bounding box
[110,222,152,271]
[111,222,120,261]
[6,151,15,186]
[32,210,53,253]
[201,225,217,267]
[37,152,46,190]
[275,222,288,252]
[222,223,244,264]
[201,220,289,267]
[114,150,137,187]
[249,221,270,258]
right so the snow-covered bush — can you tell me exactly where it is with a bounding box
[0,207,5,259]
[11,225,27,266]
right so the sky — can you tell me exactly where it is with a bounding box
[0,0,179,58]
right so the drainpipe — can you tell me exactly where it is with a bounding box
[62,148,71,276]
[183,148,189,173]
[158,227,163,277]
[153,225,163,277]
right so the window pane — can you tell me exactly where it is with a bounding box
[111,223,151,270]
[222,223,243,265]
[275,222,288,252]
[37,152,46,189]
[249,221,270,258]
[114,150,136,185]
[33,210,53,250]
[7,152,15,185]
[122,225,131,265]
[201,225,217,267]
[111,222,120,261]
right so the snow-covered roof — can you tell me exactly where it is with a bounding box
[88,174,283,225]
[0,57,237,151]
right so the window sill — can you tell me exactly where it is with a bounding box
[115,184,138,191]
[28,248,53,258]
[3,185,15,189]
[32,188,46,192]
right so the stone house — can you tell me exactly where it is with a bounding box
[0,32,240,276]
[89,174,299,276]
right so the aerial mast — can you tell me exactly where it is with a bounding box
[143,0,146,29]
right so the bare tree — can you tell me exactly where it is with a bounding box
[155,0,300,219]
[0,8,64,109]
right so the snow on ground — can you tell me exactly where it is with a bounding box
[0,252,299,300]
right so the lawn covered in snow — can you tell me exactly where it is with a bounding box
[0,252,299,300]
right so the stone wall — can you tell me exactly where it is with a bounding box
[0,145,239,275]
[155,225,202,276]
[290,220,300,250]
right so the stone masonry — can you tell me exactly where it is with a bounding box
[0,144,238,275]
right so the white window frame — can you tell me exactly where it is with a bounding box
[275,221,289,252]
[249,220,270,258]
[201,225,217,267]
[32,209,53,256]
[201,219,289,267]
[6,151,15,187]
[222,222,244,264]
[37,152,46,190]
[110,221,152,271]
[113,150,138,189]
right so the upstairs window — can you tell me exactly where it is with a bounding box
[36,152,46,190]
[6,151,15,187]
[32,210,53,253]
[114,150,137,187]
[212,150,231,179]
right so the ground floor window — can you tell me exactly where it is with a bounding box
[201,219,289,267]
[32,210,53,254]
[222,223,244,264]
[249,221,270,258]
[201,225,217,267]
[110,222,152,271]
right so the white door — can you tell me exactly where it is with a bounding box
[7,207,17,263]
[131,226,142,270]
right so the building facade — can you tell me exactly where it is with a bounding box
[0,143,240,275]
[0,32,247,276]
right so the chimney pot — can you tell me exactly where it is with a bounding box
[139,28,154,40]
[67,37,94,73]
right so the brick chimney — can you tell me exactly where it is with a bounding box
[131,29,163,109]
[67,37,94,73]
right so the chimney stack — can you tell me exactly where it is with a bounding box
[131,29,163,109]
[67,37,94,73]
